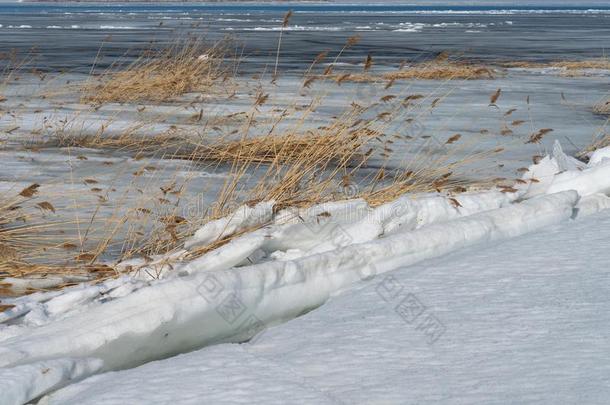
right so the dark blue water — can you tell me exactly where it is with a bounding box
[1,2,609,73]
[1,4,610,13]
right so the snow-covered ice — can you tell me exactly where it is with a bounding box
[41,208,610,404]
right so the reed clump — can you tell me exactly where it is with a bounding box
[593,98,610,116]
[47,125,370,167]
[502,57,610,76]
[0,192,49,271]
[386,60,494,80]
[551,58,610,70]
[334,60,495,83]
[81,39,230,104]
[181,128,368,167]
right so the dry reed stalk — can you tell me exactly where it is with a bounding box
[45,124,369,168]
[185,130,369,166]
[578,132,610,160]
[0,189,117,286]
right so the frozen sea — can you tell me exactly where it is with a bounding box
[1,4,610,404]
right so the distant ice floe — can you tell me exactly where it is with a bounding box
[215,18,253,22]
[391,21,501,33]
[39,25,138,30]
[236,25,343,32]
[223,20,506,34]
[45,25,81,29]
[353,9,610,15]
[99,25,136,30]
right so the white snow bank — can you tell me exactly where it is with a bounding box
[0,191,509,334]
[547,163,610,197]
[519,155,560,198]
[0,191,577,378]
[43,346,336,405]
[0,358,102,405]
[43,210,610,405]
[575,193,610,217]
[518,142,610,198]
[133,191,511,278]
[552,139,587,172]
[0,277,149,342]
[589,147,610,166]
[184,200,275,250]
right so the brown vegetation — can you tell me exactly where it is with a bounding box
[81,39,231,104]
[332,60,495,83]
[593,98,610,116]
[501,57,610,76]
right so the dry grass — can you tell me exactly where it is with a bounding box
[577,96,610,158]
[330,58,495,84]
[593,98,610,116]
[0,189,111,284]
[386,63,494,80]
[81,39,231,104]
[348,63,494,82]
[181,131,369,166]
[0,192,52,269]
[49,126,369,167]
[551,58,610,70]
[0,193,23,268]
[501,57,610,76]
[578,132,610,160]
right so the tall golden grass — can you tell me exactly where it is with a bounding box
[81,38,232,104]
[337,61,495,83]
[502,57,610,77]
[502,57,610,70]
[0,186,116,292]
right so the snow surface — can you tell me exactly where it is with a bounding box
[0,358,101,405]
[43,209,610,405]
